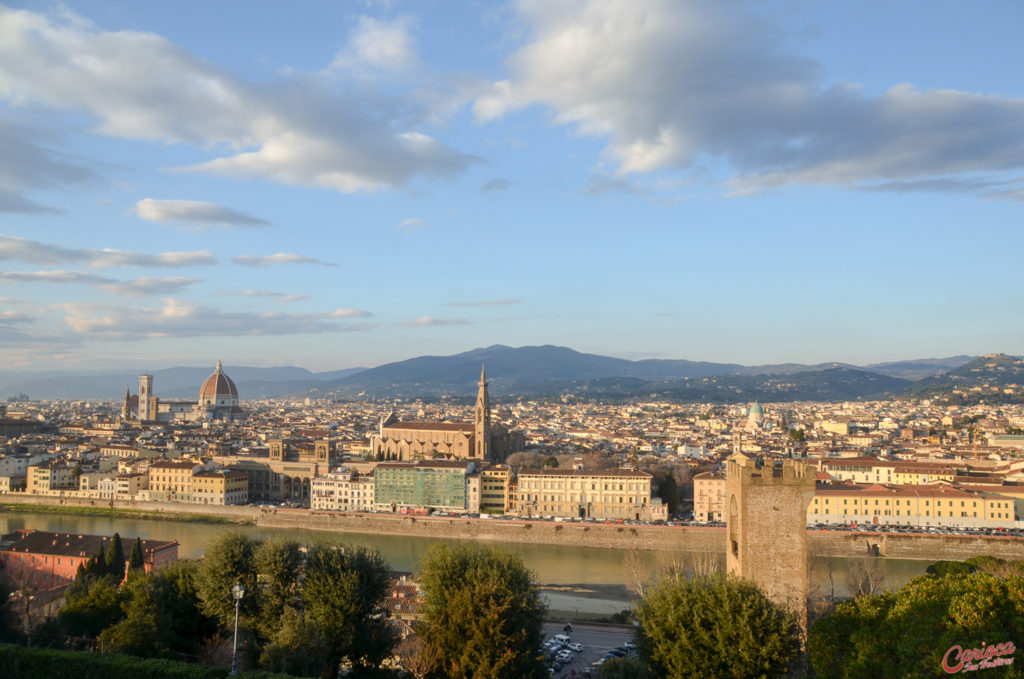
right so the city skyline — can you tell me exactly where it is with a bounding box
[1,0,1022,372]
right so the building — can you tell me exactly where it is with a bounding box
[514,468,663,521]
[373,460,477,513]
[479,465,512,514]
[369,367,524,463]
[693,471,725,522]
[726,453,815,622]
[809,483,1015,529]
[26,462,77,494]
[817,456,895,484]
[311,467,375,512]
[128,360,243,423]
[0,529,178,589]
[147,460,248,505]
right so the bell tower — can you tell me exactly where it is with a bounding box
[138,373,153,421]
[474,365,491,460]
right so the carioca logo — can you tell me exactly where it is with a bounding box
[943,642,1016,674]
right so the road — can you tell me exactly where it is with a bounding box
[542,621,635,676]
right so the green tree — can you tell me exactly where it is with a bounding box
[598,657,652,679]
[194,532,260,631]
[106,533,126,583]
[58,575,125,638]
[253,538,303,638]
[635,574,801,679]
[789,428,805,442]
[127,538,145,572]
[650,471,679,517]
[259,606,331,677]
[809,571,1024,679]
[417,543,547,679]
[301,543,397,677]
[542,455,559,469]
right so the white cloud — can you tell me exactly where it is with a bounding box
[0,235,215,269]
[0,6,476,193]
[55,298,377,339]
[445,298,521,307]
[328,308,374,318]
[232,253,327,266]
[134,198,270,227]
[396,217,425,230]
[0,270,199,296]
[329,16,418,74]
[400,315,471,327]
[231,290,311,304]
[476,0,1024,195]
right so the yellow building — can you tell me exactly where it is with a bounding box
[26,462,77,494]
[515,469,663,521]
[693,471,725,522]
[147,460,200,501]
[480,465,511,514]
[191,469,248,505]
[809,483,1015,529]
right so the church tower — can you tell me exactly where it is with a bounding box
[474,365,491,460]
[138,374,153,421]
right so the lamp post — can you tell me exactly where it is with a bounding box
[230,581,246,675]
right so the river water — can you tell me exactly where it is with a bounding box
[0,510,933,617]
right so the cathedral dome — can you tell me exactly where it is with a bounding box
[199,360,238,402]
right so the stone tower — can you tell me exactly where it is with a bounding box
[138,374,154,421]
[726,452,815,624]
[474,365,491,460]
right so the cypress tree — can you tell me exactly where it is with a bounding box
[128,537,145,572]
[106,533,126,582]
[90,544,109,578]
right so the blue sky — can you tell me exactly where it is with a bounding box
[0,0,1022,372]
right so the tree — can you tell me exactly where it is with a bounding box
[253,538,303,639]
[635,574,801,679]
[301,543,396,677]
[0,569,17,642]
[809,571,1024,679]
[194,532,260,631]
[845,557,886,598]
[106,533,126,583]
[789,428,806,442]
[58,575,125,638]
[542,455,559,469]
[417,543,547,679]
[127,538,145,572]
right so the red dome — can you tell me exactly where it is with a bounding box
[199,360,238,401]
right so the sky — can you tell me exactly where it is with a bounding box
[0,0,1022,373]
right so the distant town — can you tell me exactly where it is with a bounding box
[1,358,1023,539]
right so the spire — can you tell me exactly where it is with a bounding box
[216,358,222,373]
[479,364,487,385]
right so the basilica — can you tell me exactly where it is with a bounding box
[123,360,244,423]
[369,366,524,463]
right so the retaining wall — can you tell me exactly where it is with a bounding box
[4,493,1024,561]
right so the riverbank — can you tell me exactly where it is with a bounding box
[3,493,1023,562]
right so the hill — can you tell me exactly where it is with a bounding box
[907,354,1024,404]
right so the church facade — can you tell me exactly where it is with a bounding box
[369,366,524,463]
[123,360,244,423]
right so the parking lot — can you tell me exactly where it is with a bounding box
[541,621,635,676]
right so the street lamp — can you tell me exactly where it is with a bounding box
[230,581,246,675]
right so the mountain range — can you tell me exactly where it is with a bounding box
[0,345,998,403]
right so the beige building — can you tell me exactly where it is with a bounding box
[148,460,201,501]
[26,462,77,494]
[809,482,1015,529]
[480,465,512,514]
[515,469,664,521]
[693,471,725,522]
[191,469,248,505]
[816,456,895,484]
[311,468,375,512]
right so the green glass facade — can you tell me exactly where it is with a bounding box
[374,464,468,510]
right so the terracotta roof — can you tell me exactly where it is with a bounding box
[383,421,474,433]
[0,529,177,559]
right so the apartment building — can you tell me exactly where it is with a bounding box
[191,469,248,505]
[311,468,375,511]
[693,471,726,522]
[374,460,474,513]
[809,483,1015,529]
[515,468,663,521]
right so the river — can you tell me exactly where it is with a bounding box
[0,510,933,617]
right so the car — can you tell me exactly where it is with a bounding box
[568,642,583,652]
[556,650,573,662]
[623,641,636,651]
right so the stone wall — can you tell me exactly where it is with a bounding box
[4,493,1024,562]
